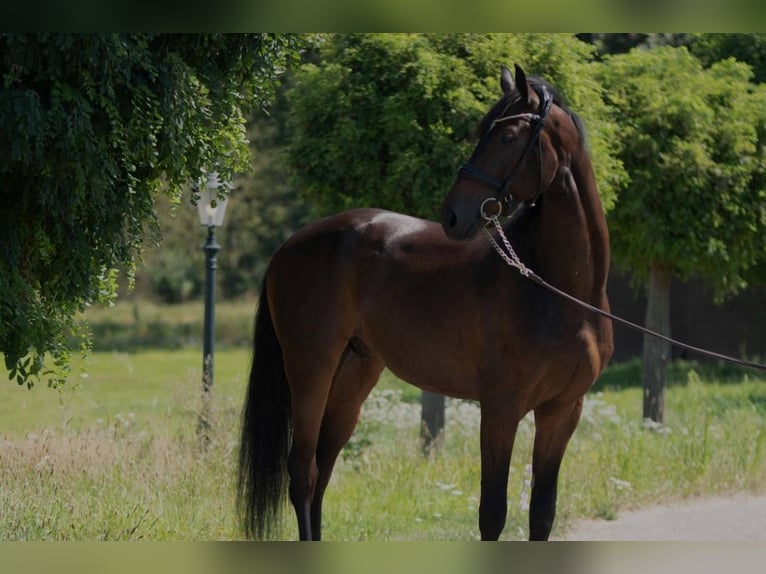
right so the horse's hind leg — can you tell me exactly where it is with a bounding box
[311,346,384,540]
[528,397,584,540]
[283,341,349,541]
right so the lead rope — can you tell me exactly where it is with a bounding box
[484,212,530,277]
[483,213,766,372]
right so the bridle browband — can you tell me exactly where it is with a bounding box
[457,85,553,210]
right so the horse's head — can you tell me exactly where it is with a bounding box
[441,64,559,240]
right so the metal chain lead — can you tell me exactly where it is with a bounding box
[481,210,766,372]
[483,215,530,277]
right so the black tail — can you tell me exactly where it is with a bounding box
[237,281,291,539]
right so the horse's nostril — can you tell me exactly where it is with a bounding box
[448,211,458,229]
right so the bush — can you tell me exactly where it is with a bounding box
[148,250,202,304]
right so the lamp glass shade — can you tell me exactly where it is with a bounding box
[197,173,229,226]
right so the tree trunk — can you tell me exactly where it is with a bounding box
[420,391,445,455]
[642,264,672,423]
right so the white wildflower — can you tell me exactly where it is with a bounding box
[642,418,672,435]
[609,476,632,491]
[35,455,52,472]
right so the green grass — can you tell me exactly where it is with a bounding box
[2,345,766,540]
[0,349,248,540]
[72,298,257,352]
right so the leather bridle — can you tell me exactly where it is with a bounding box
[457,85,553,211]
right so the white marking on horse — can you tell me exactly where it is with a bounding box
[369,212,428,242]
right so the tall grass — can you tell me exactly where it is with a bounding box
[0,349,245,540]
[2,346,765,540]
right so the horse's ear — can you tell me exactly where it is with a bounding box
[500,65,514,95]
[514,63,530,104]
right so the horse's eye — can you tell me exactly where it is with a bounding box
[501,132,514,143]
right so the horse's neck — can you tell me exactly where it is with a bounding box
[535,155,609,304]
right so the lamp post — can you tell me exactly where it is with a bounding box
[196,172,229,442]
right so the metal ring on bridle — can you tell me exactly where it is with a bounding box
[479,197,503,222]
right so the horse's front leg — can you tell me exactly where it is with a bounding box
[478,402,521,541]
[528,397,584,540]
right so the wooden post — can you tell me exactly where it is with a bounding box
[421,391,445,455]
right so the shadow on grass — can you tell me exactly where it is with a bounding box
[594,357,764,392]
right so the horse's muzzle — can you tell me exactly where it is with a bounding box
[441,204,480,241]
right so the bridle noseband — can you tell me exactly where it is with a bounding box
[457,85,553,212]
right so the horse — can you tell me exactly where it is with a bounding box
[237,63,614,541]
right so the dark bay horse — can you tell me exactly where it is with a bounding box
[237,64,614,541]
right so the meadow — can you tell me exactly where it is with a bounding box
[2,300,766,541]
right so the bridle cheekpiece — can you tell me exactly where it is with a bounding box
[457,85,553,214]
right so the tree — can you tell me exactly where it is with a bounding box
[0,33,303,387]
[139,101,313,304]
[689,34,766,84]
[287,33,622,220]
[578,33,694,59]
[285,33,624,448]
[580,33,766,85]
[598,46,766,422]
[216,86,314,300]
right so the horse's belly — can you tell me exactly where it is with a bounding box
[360,320,481,401]
[383,359,479,400]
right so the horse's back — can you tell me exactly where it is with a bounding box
[263,207,439,330]
[264,207,379,303]
[269,207,460,277]
[280,207,443,250]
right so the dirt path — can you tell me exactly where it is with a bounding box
[559,493,766,541]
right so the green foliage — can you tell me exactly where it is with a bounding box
[148,249,202,304]
[135,34,626,305]
[286,33,624,220]
[135,110,313,302]
[0,33,302,387]
[599,46,766,298]
[580,33,695,59]
[689,33,766,84]
[216,95,314,299]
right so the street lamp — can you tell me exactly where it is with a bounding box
[196,172,230,441]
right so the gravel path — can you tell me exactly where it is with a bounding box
[560,493,766,541]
